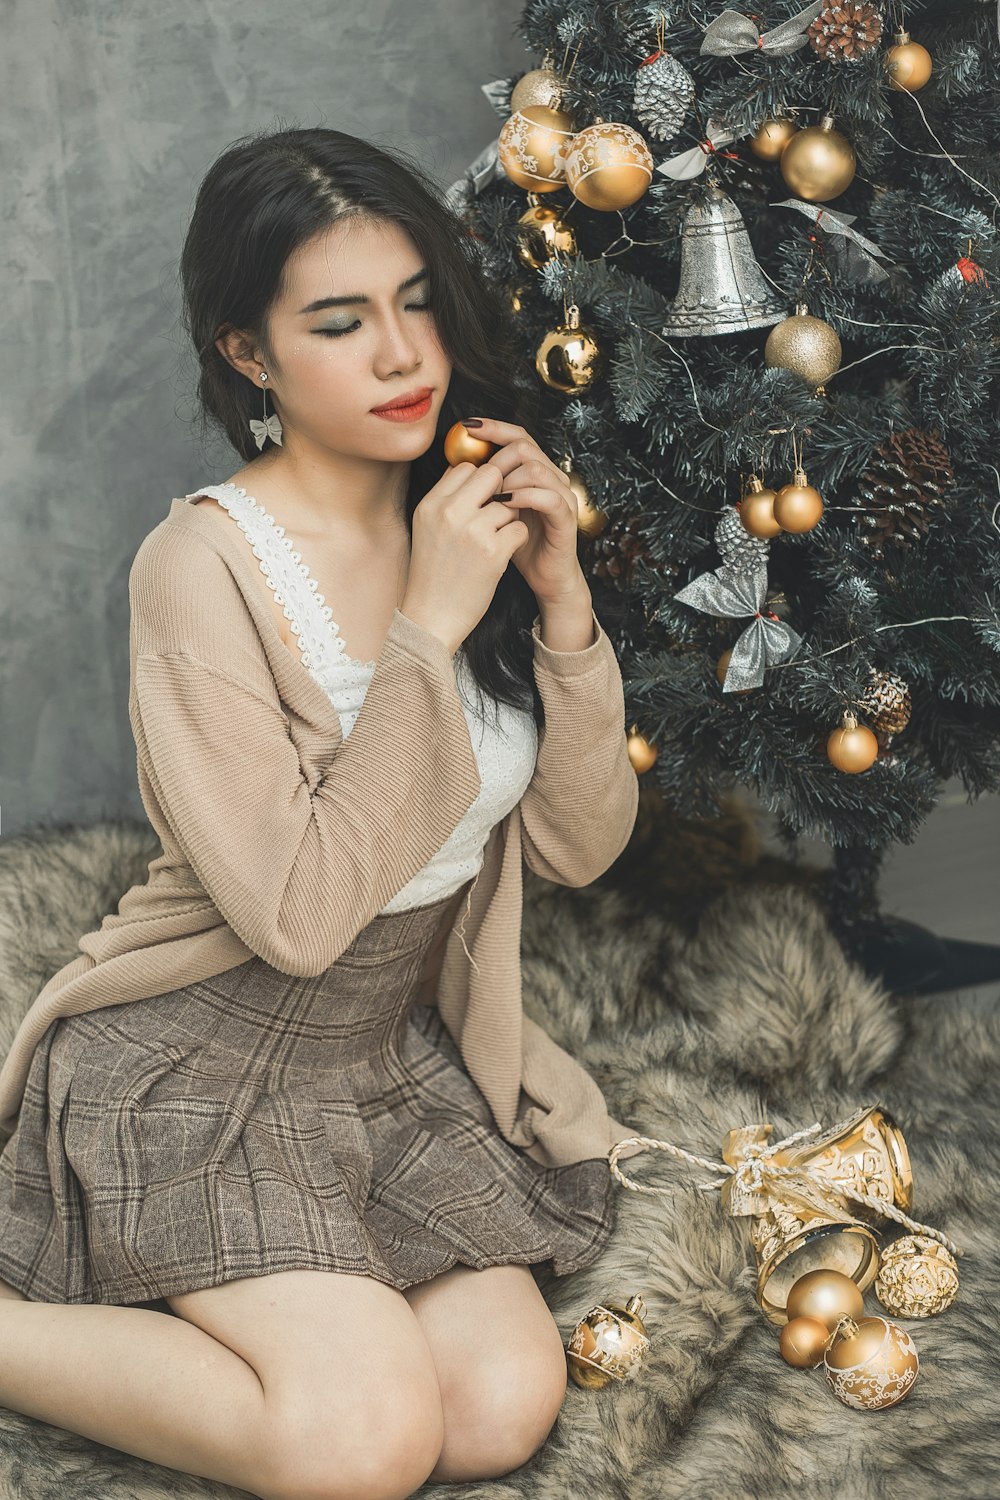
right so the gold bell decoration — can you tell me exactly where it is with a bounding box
[874,1234,960,1318]
[663,186,787,335]
[779,114,857,201]
[764,302,843,387]
[566,1295,652,1387]
[750,115,799,160]
[823,1313,920,1410]
[627,724,658,774]
[559,455,607,537]
[886,30,933,92]
[515,194,578,270]
[564,116,653,211]
[497,104,577,193]
[827,710,879,772]
[510,54,569,112]
[607,1103,962,1329]
[535,303,605,393]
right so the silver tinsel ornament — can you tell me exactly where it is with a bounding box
[633,50,695,143]
[663,186,787,335]
[675,563,803,692]
[715,507,770,570]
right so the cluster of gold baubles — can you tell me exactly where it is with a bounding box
[498,87,653,213]
[774,1252,954,1411]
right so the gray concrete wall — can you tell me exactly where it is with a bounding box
[1,0,525,837]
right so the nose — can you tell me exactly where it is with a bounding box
[373,308,424,375]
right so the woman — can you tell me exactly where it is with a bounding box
[0,127,640,1499]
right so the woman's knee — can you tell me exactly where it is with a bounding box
[440,1330,569,1479]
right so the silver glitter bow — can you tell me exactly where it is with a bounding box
[674,563,802,691]
[700,2,824,57]
[773,198,891,284]
[656,118,740,180]
[443,80,518,212]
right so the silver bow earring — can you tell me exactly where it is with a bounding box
[249,370,283,450]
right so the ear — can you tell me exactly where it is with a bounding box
[214,323,262,384]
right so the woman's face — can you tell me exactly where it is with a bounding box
[233,215,452,459]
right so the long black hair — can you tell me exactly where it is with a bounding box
[179,124,545,733]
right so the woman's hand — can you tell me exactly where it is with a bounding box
[460,418,586,605]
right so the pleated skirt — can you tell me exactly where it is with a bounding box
[0,885,617,1305]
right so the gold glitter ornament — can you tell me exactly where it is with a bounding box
[510,58,568,113]
[515,196,578,269]
[564,117,654,211]
[874,1235,960,1318]
[498,104,576,193]
[765,303,842,386]
[535,303,604,393]
[886,31,933,92]
[823,1314,920,1410]
[779,115,856,202]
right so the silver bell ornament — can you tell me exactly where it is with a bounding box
[663,186,787,336]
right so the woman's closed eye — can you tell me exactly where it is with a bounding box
[316,302,433,338]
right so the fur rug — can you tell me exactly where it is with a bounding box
[0,800,997,1500]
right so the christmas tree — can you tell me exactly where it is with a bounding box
[447,0,1000,975]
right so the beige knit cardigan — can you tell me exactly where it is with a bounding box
[0,497,646,1168]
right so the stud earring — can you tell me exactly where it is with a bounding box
[249,370,283,450]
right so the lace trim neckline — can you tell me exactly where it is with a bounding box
[186,481,379,674]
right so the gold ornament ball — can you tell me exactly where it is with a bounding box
[566,1295,651,1389]
[535,309,604,394]
[564,120,653,211]
[739,477,782,539]
[627,726,658,774]
[785,1269,864,1333]
[827,713,879,773]
[498,105,576,193]
[773,472,825,533]
[516,200,578,270]
[510,64,566,113]
[874,1235,960,1318]
[750,116,799,160]
[443,421,496,467]
[779,1315,832,1369]
[887,33,933,92]
[824,1315,920,1411]
[780,115,856,202]
[764,305,842,386]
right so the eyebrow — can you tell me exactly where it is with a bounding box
[298,268,429,314]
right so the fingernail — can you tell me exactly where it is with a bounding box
[461,417,483,427]
[495,491,513,499]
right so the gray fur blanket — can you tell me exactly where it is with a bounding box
[0,807,996,1499]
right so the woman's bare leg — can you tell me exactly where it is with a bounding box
[0,1296,271,1495]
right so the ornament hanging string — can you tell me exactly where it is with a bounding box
[607,1112,964,1256]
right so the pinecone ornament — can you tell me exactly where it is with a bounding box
[860,668,913,735]
[715,507,770,571]
[808,2,883,61]
[633,49,695,144]
[852,427,954,558]
[590,512,674,586]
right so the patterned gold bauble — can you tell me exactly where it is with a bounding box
[510,59,568,113]
[498,105,576,193]
[564,117,653,211]
[886,31,933,92]
[874,1235,960,1318]
[516,196,578,269]
[750,116,799,160]
[443,421,496,467]
[566,1295,651,1388]
[739,475,782,539]
[779,114,856,202]
[859,668,913,735]
[764,302,843,386]
[627,725,658,774]
[779,1315,833,1368]
[535,303,604,393]
[785,1268,864,1333]
[823,1314,919,1410]
[773,468,825,533]
[827,711,879,773]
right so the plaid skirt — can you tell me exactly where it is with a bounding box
[0,886,617,1305]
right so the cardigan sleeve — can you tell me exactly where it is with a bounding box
[518,608,639,887]
[128,529,482,977]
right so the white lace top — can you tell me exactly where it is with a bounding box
[184,483,539,914]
